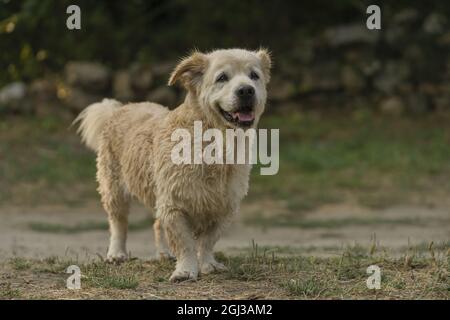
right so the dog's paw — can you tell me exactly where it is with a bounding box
[200,260,227,274]
[155,251,176,261]
[106,251,128,264]
[169,268,198,282]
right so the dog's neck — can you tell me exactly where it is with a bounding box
[177,92,223,130]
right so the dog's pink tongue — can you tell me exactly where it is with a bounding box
[234,112,255,122]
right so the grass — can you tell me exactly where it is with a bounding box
[27,216,154,233]
[1,111,449,300]
[250,110,450,213]
[0,243,447,299]
[243,214,441,229]
[0,284,21,299]
[9,257,31,271]
[84,263,139,289]
[32,256,80,274]
[2,111,450,212]
[400,241,450,253]
[282,277,326,298]
[0,115,97,206]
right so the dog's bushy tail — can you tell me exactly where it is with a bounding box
[72,98,122,152]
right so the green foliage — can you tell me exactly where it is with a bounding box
[0,0,361,63]
[3,0,448,87]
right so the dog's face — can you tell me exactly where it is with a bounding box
[169,49,271,128]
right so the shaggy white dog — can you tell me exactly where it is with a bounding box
[74,48,271,282]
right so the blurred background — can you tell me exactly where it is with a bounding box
[0,0,449,259]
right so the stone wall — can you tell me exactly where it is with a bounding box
[0,9,448,117]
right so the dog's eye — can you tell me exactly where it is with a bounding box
[216,73,228,83]
[250,71,260,81]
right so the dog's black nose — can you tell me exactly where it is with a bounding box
[236,85,255,99]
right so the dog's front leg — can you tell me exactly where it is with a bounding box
[153,218,174,260]
[160,209,198,282]
[197,226,227,274]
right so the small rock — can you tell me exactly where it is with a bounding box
[359,58,382,77]
[403,45,423,62]
[0,82,30,113]
[29,79,57,102]
[374,61,411,94]
[65,61,111,93]
[418,83,439,95]
[113,70,134,101]
[323,24,379,47]
[130,63,153,92]
[433,94,450,111]
[438,31,450,45]
[63,87,102,112]
[393,9,419,24]
[341,65,365,92]
[146,87,178,107]
[423,13,447,34]
[384,25,406,46]
[379,96,405,116]
[299,63,341,93]
[0,82,27,104]
[29,79,59,116]
[406,93,431,114]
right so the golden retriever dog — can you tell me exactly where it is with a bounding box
[74,48,271,282]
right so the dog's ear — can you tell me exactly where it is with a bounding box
[256,49,272,83]
[168,51,208,91]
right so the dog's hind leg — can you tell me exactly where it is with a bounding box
[97,155,131,264]
[159,209,199,282]
[104,195,130,264]
[153,218,174,260]
[197,226,227,274]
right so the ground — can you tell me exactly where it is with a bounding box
[0,201,449,299]
[0,111,449,299]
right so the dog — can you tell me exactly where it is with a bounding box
[74,48,271,282]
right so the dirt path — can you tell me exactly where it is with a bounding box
[0,201,448,262]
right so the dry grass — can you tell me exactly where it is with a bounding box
[1,112,449,300]
[1,243,448,300]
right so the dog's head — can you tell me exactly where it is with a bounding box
[168,48,271,128]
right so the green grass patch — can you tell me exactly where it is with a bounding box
[84,263,139,290]
[244,214,433,229]
[282,276,329,298]
[27,216,154,233]
[0,116,97,206]
[1,111,450,209]
[9,257,31,271]
[32,256,80,274]
[249,111,450,214]
[0,284,21,299]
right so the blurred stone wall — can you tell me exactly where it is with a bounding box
[0,8,448,117]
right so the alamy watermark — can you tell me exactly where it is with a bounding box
[171,121,279,175]
[66,5,81,30]
[67,4,381,31]
[366,5,381,30]
[66,265,81,289]
[366,265,381,290]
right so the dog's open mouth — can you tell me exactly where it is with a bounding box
[218,105,255,127]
